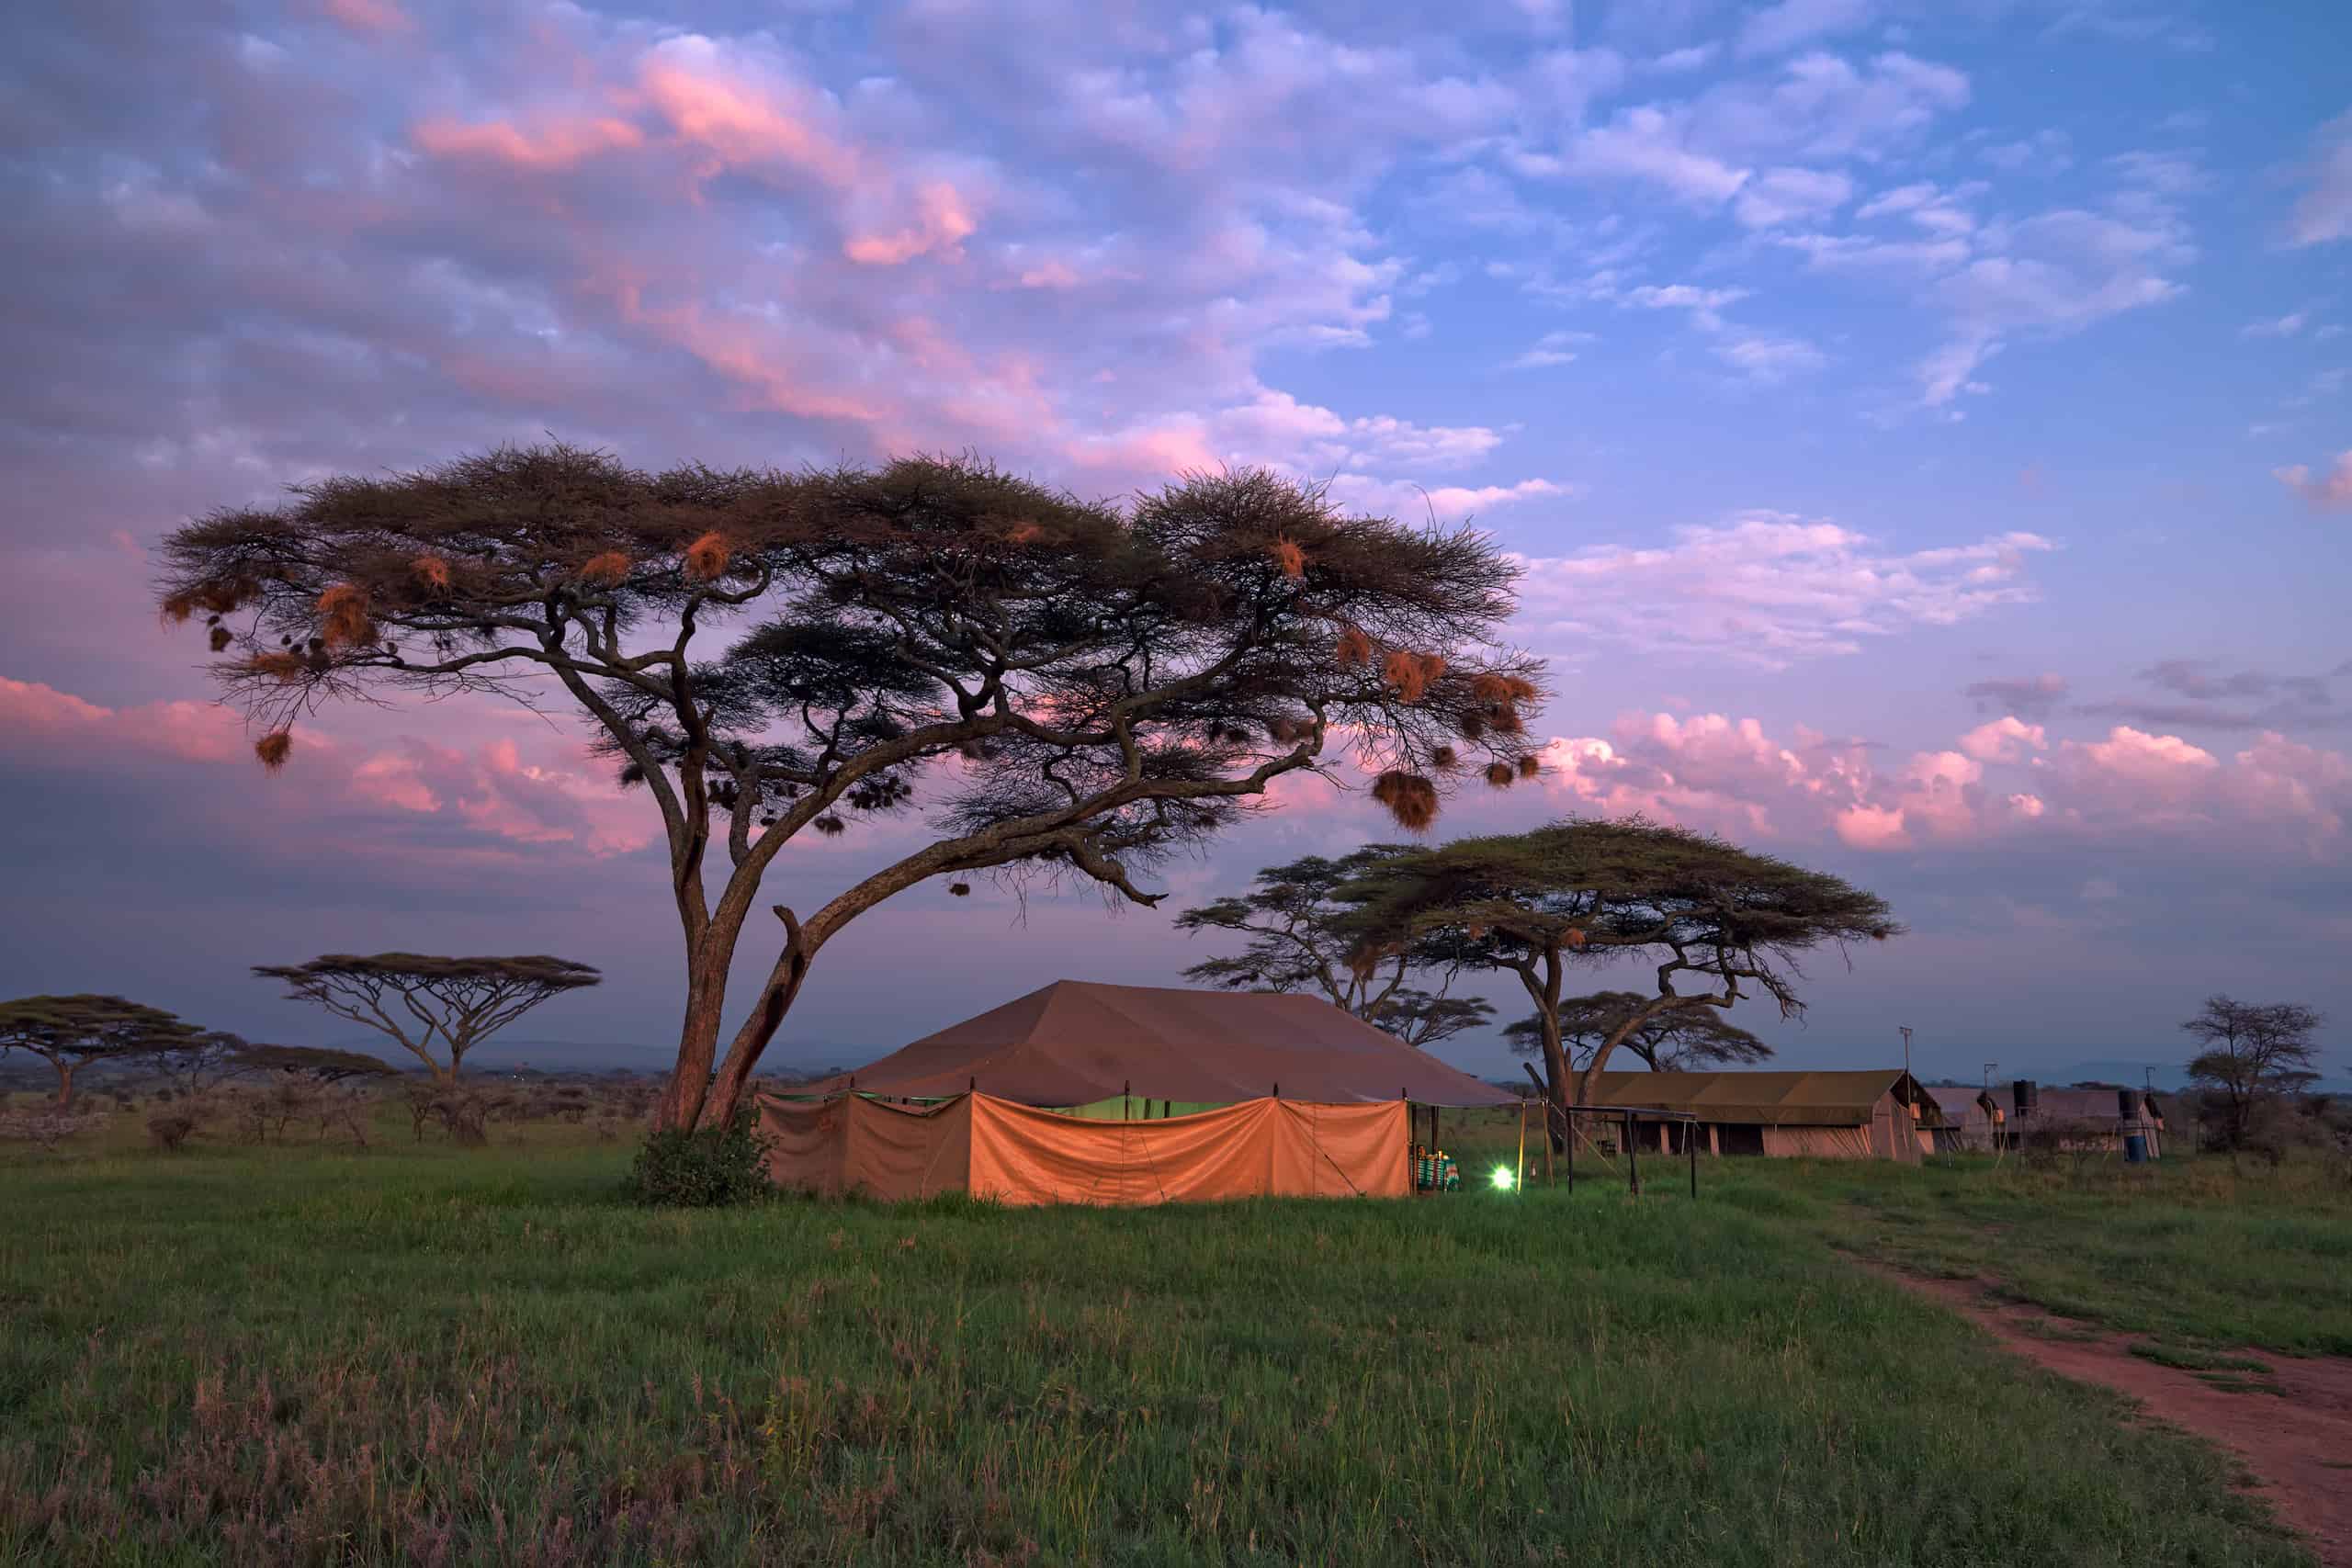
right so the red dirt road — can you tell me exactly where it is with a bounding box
[1881,1269,2352,1567]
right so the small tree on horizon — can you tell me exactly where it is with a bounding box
[2181,994,2324,1150]
[1336,818,1899,1134]
[253,953,602,1085]
[1177,847,1495,1048]
[1502,989,1773,1072]
[160,446,1544,1132]
[0,996,205,1108]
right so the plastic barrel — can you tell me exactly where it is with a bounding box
[2124,1133,2149,1165]
[2118,1088,2143,1119]
[2013,1078,2039,1117]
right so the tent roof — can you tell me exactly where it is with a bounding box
[1578,1069,1948,1127]
[807,980,1515,1107]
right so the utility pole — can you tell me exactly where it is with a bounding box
[1899,1026,1914,1101]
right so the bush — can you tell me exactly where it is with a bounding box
[146,1112,199,1153]
[624,1108,774,1207]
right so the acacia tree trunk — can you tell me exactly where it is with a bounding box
[1510,946,1571,1153]
[655,954,734,1133]
[1575,996,1725,1110]
[51,1058,74,1110]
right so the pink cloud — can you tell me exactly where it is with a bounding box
[637,41,863,188]
[2,675,650,859]
[1959,715,2047,762]
[2067,725,2217,784]
[1836,803,1910,850]
[1062,418,1223,477]
[318,0,413,36]
[412,115,646,172]
[0,676,245,766]
[1528,708,2352,863]
[845,182,980,266]
[2272,450,2352,510]
[345,736,655,856]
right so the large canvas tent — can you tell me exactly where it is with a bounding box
[795,980,1517,1107]
[762,981,1512,1204]
[1577,1069,1944,1162]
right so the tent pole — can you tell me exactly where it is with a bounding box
[1689,1121,1697,1200]
[1627,1111,1641,1197]
[1516,1100,1528,1194]
[1124,1079,1130,1121]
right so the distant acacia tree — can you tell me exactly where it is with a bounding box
[151,1030,260,1097]
[1338,818,1898,1133]
[1503,990,1772,1071]
[2182,994,2324,1150]
[253,954,601,1085]
[160,446,1543,1132]
[0,996,203,1107]
[1177,847,1494,1048]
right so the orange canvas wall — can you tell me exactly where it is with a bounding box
[758,1093,1410,1206]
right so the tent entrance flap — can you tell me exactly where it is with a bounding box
[759,1092,1410,1206]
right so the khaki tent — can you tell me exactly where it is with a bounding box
[1577,1069,1945,1162]
[763,981,1510,1204]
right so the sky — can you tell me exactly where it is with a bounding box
[1,0,2347,1087]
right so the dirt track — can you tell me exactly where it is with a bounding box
[1880,1269,2352,1567]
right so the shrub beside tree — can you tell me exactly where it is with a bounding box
[160,447,1543,1134]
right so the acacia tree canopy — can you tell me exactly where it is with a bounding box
[1176,847,1493,1048]
[1501,990,1771,1071]
[1337,818,1899,1124]
[164,446,1544,1131]
[0,995,205,1107]
[253,953,601,1083]
[2181,994,2324,1150]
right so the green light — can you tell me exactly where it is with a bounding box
[1490,1164,1515,1190]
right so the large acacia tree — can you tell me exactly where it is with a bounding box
[0,996,203,1107]
[1177,847,1494,1048]
[1338,818,1898,1127]
[162,446,1543,1130]
[254,953,602,1085]
[1502,990,1771,1071]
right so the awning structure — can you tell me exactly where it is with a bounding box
[803,980,1515,1108]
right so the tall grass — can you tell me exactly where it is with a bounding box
[0,1126,2322,1565]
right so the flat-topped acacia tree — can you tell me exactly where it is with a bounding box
[0,995,204,1107]
[162,446,1544,1131]
[1337,818,1899,1129]
[253,953,601,1085]
[1177,847,1495,1048]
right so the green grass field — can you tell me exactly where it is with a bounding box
[3,1113,2341,1566]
